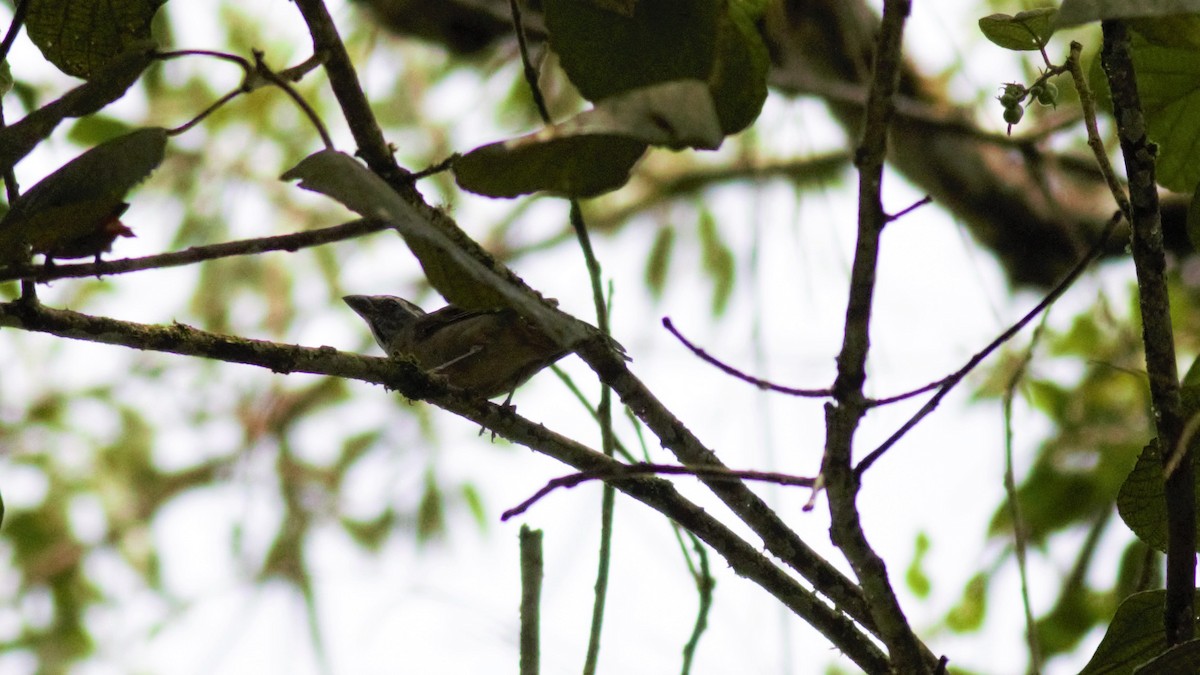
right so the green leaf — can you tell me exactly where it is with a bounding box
[0,42,156,171]
[543,0,767,135]
[1090,35,1200,193]
[904,532,933,598]
[710,1,770,133]
[1115,439,1200,552]
[1135,639,1200,674]
[0,60,11,98]
[454,134,644,198]
[67,115,136,147]
[644,225,675,299]
[340,510,396,553]
[1129,41,1200,192]
[697,210,734,316]
[544,0,719,102]
[416,471,445,543]
[1057,0,1200,28]
[946,572,988,632]
[0,127,166,263]
[979,9,1058,51]
[1130,15,1200,49]
[460,484,487,531]
[454,79,728,198]
[459,125,640,198]
[26,0,164,78]
[1185,354,1200,387]
[1078,590,1200,674]
[282,151,591,348]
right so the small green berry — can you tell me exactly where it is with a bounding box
[998,83,1025,107]
[1035,81,1058,107]
[1003,105,1024,125]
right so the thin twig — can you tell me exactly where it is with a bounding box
[292,0,401,180]
[508,1,619,668]
[679,534,712,675]
[0,0,29,65]
[887,195,932,222]
[663,317,832,397]
[0,218,393,284]
[519,525,543,675]
[502,462,818,520]
[1068,41,1131,221]
[856,211,1122,477]
[1002,319,1047,674]
[253,50,334,149]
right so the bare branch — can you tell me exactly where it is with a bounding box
[0,218,394,284]
[0,299,890,673]
[503,462,817,520]
[821,1,936,672]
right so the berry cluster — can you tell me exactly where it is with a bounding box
[996,79,1058,130]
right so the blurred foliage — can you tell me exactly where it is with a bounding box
[959,265,1200,665]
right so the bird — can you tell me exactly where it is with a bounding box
[343,294,568,403]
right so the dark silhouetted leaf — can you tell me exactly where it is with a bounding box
[1135,639,1200,674]
[544,0,718,102]
[1130,15,1200,48]
[0,43,155,171]
[454,80,726,198]
[455,134,646,198]
[27,0,164,78]
[0,127,166,263]
[1057,0,1200,28]
[1079,590,1200,674]
[712,0,769,133]
[544,0,766,135]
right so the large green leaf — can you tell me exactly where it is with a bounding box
[26,0,164,78]
[282,151,590,347]
[709,0,769,133]
[1116,436,1200,552]
[1057,0,1200,28]
[0,43,155,171]
[1090,35,1200,192]
[543,0,767,135]
[1116,378,1200,551]
[544,0,718,102]
[1078,590,1200,674]
[1134,640,1200,674]
[1129,41,1200,192]
[0,127,167,263]
[455,134,647,198]
[978,9,1058,52]
[454,79,724,198]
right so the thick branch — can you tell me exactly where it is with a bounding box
[0,300,889,672]
[1100,20,1193,646]
[823,1,931,673]
[574,339,940,668]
